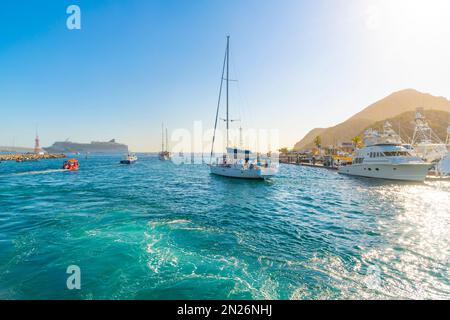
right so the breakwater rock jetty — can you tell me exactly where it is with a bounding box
[0,153,66,162]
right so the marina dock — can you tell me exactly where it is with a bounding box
[279,153,349,171]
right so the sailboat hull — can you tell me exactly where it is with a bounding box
[210,165,277,179]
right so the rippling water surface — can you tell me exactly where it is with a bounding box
[0,154,449,299]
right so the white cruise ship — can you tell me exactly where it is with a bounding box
[338,124,431,182]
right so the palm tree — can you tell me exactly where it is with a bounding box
[351,136,362,149]
[278,147,289,155]
[314,136,322,149]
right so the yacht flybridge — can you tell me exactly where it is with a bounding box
[209,36,278,179]
[338,123,431,182]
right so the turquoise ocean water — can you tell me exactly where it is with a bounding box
[0,154,449,299]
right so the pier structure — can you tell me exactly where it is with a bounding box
[279,150,352,171]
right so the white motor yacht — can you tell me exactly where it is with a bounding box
[339,126,431,182]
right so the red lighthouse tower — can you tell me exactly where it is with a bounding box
[34,131,41,154]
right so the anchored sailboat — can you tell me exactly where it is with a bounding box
[209,36,278,179]
[159,123,171,161]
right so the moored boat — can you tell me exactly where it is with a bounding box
[338,124,431,182]
[411,111,447,163]
[158,124,171,161]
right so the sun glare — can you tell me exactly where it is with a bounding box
[366,0,450,37]
[363,0,450,73]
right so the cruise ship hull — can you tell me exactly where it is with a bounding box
[338,163,431,182]
[210,165,277,179]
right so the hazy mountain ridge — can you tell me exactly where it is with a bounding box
[294,89,450,150]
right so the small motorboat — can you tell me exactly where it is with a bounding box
[63,159,79,171]
[120,153,138,165]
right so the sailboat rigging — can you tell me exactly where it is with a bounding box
[209,36,278,179]
[159,123,171,161]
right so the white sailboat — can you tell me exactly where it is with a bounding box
[159,123,171,161]
[209,36,278,180]
[338,123,431,182]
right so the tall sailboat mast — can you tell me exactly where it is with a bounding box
[165,128,169,153]
[210,37,228,163]
[161,123,165,152]
[226,36,230,148]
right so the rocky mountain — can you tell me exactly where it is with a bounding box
[294,89,450,150]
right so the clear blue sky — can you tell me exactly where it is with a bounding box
[1,0,449,151]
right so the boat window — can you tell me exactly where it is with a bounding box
[383,151,411,157]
